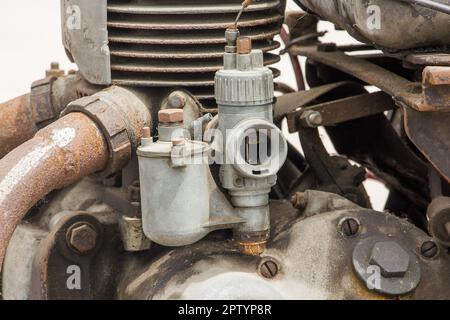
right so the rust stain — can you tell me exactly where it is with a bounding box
[0,112,109,269]
[0,94,37,158]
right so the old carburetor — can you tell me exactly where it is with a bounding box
[1,0,450,300]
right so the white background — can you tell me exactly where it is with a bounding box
[0,0,388,209]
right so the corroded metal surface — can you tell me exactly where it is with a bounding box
[405,53,450,67]
[274,81,361,123]
[0,113,109,269]
[0,94,37,158]
[403,106,450,183]
[0,74,104,160]
[291,47,422,110]
[62,86,152,176]
[420,66,450,111]
[286,91,396,132]
[118,197,450,300]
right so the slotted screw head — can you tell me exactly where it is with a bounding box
[259,259,279,279]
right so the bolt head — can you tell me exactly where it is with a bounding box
[158,108,184,124]
[259,258,279,279]
[370,241,410,278]
[300,110,323,127]
[340,217,360,237]
[420,241,439,259]
[68,223,98,254]
[291,192,308,211]
[308,111,323,126]
[168,92,187,109]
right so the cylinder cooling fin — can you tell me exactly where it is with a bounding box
[107,0,286,107]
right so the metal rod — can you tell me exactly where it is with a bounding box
[234,0,253,26]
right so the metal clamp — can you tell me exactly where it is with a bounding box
[63,95,131,176]
[30,77,57,127]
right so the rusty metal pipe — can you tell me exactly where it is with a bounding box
[0,74,101,159]
[0,112,109,269]
[0,94,37,158]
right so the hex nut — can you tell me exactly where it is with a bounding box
[68,223,98,254]
[370,241,410,278]
[158,108,184,124]
[237,37,252,54]
[353,236,421,296]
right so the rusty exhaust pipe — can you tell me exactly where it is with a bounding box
[0,112,109,269]
[0,86,151,270]
[0,94,37,158]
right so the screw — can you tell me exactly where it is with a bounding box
[340,217,360,237]
[67,223,98,254]
[168,92,186,109]
[420,241,439,259]
[259,259,279,279]
[291,192,308,211]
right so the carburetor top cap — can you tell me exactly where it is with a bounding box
[215,48,273,106]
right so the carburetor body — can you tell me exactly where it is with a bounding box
[137,28,287,253]
[216,32,287,252]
